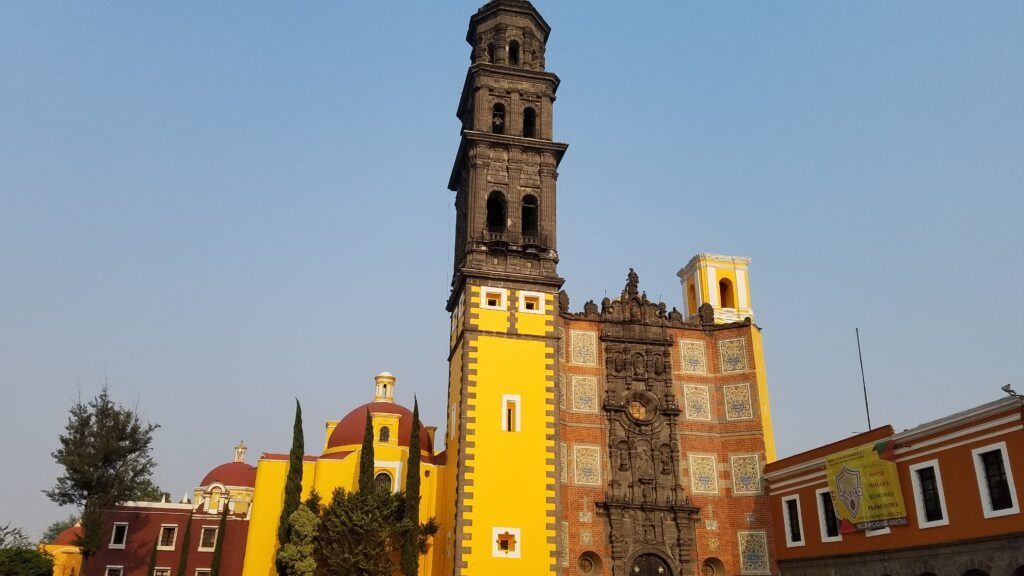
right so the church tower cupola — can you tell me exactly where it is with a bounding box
[373,371,396,403]
[677,253,755,324]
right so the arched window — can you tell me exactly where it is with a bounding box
[687,283,698,315]
[719,278,735,308]
[486,191,507,232]
[508,40,520,65]
[701,558,725,576]
[378,426,390,443]
[374,472,392,492]
[521,195,538,237]
[487,43,496,63]
[491,103,505,134]
[523,107,537,138]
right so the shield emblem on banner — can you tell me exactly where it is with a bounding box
[836,466,863,519]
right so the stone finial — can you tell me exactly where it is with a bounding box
[233,441,247,463]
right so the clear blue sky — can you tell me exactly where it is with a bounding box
[2,1,1021,537]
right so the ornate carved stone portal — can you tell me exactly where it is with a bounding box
[594,270,700,576]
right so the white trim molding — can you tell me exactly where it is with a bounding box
[108,523,128,549]
[517,290,545,314]
[491,526,521,559]
[781,494,805,547]
[814,487,842,543]
[908,459,949,529]
[972,440,1020,519]
[156,524,179,551]
[197,526,219,552]
[479,286,508,310]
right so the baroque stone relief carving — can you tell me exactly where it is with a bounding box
[718,338,748,372]
[723,383,754,421]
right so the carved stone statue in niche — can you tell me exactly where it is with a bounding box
[659,445,673,475]
[636,441,655,481]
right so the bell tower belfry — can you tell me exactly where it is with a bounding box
[442,1,567,575]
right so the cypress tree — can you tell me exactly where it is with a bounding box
[209,503,229,576]
[358,409,375,492]
[400,398,422,576]
[176,513,193,576]
[277,399,305,548]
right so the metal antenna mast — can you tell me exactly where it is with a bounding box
[856,328,872,430]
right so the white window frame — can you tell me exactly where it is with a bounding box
[781,494,805,547]
[865,526,890,537]
[972,440,1020,518]
[197,526,218,552]
[480,286,507,310]
[517,290,545,314]
[156,524,178,551]
[109,523,128,549]
[153,568,172,576]
[491,526,521,559]
[814,488,842,543]
[195,570,211,576]
[908,459,950,529]
[104,566,124,576]
[501,394,521,432]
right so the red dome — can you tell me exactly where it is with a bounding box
[51,525,82,545]
[325,401,431,453]
[200,461,256,487]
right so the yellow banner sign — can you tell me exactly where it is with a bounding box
[825,439,907,532]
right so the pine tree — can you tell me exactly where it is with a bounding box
[209,503,229,576]
[146,536,159,576]
[277,399,305,550]
[176,513,193,576]
[358,409,375,492]
[400,398,421,576]
[275,505,318,576]
[315,487,404,576]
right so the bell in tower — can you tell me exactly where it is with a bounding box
[447,0,569,312]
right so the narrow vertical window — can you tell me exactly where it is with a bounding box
[816,489,840,541]
[918,467,943,522]
[502,395,521,432]
[491,103,505,134]
[379,426,390,443]
[508,40,520,65]
[782,495,804,547]
[521,194,538,238]
[973,442,1019,518]
[719,279,735,308]
[109,523,128,549]
[487,43,496,63]
[523,107,536,138]
[982,450,1012,510]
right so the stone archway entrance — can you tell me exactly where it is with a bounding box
[631,554,672,576]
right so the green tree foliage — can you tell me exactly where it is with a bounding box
[39,516,79,545]
[277,399,304,551]
[275,506,318,576]
[315,487,405,576]
[146,537,159,576]
[400,399,421,576]
[302,490,322,518]
[0,549,54,576]
[0,523,31,550]
[358,410,375,493]
[176,514,193,576]
[209,504,229,576]
[44,384,160,558]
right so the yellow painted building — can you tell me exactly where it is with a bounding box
[40,525,83,576]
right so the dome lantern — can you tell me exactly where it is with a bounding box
[374,372,396,403]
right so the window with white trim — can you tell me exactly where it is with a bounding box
[153,568,171,576]
[109,523,128,549]
[105,567,123,576]
[480,287,507,310]
[814,488,841,543]
[518,291,544,314]
[157,525,178,551]
[781,494,804,547]
[198,526,218,552]
[972,441,1019,518]
[502,394,521,432]
[909,459,949,528]
[195,570,211,576]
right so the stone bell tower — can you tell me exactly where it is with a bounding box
[442,1,568,575]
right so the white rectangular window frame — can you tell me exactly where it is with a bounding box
[781,494,805,547]
[814,488,842,543]
[865,526,890,537]
[490,526,522,559]
[517,290,545,314]
[104,567,124,576]
[197,526,218,552]
[908,459,950,529]
[109,523,128,549]
[156,524,178,551]
[153,568,171,576]
[972,440,1020,518]
[501,394,521,432]
[480,286,508,310]
[195,570,211,576]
